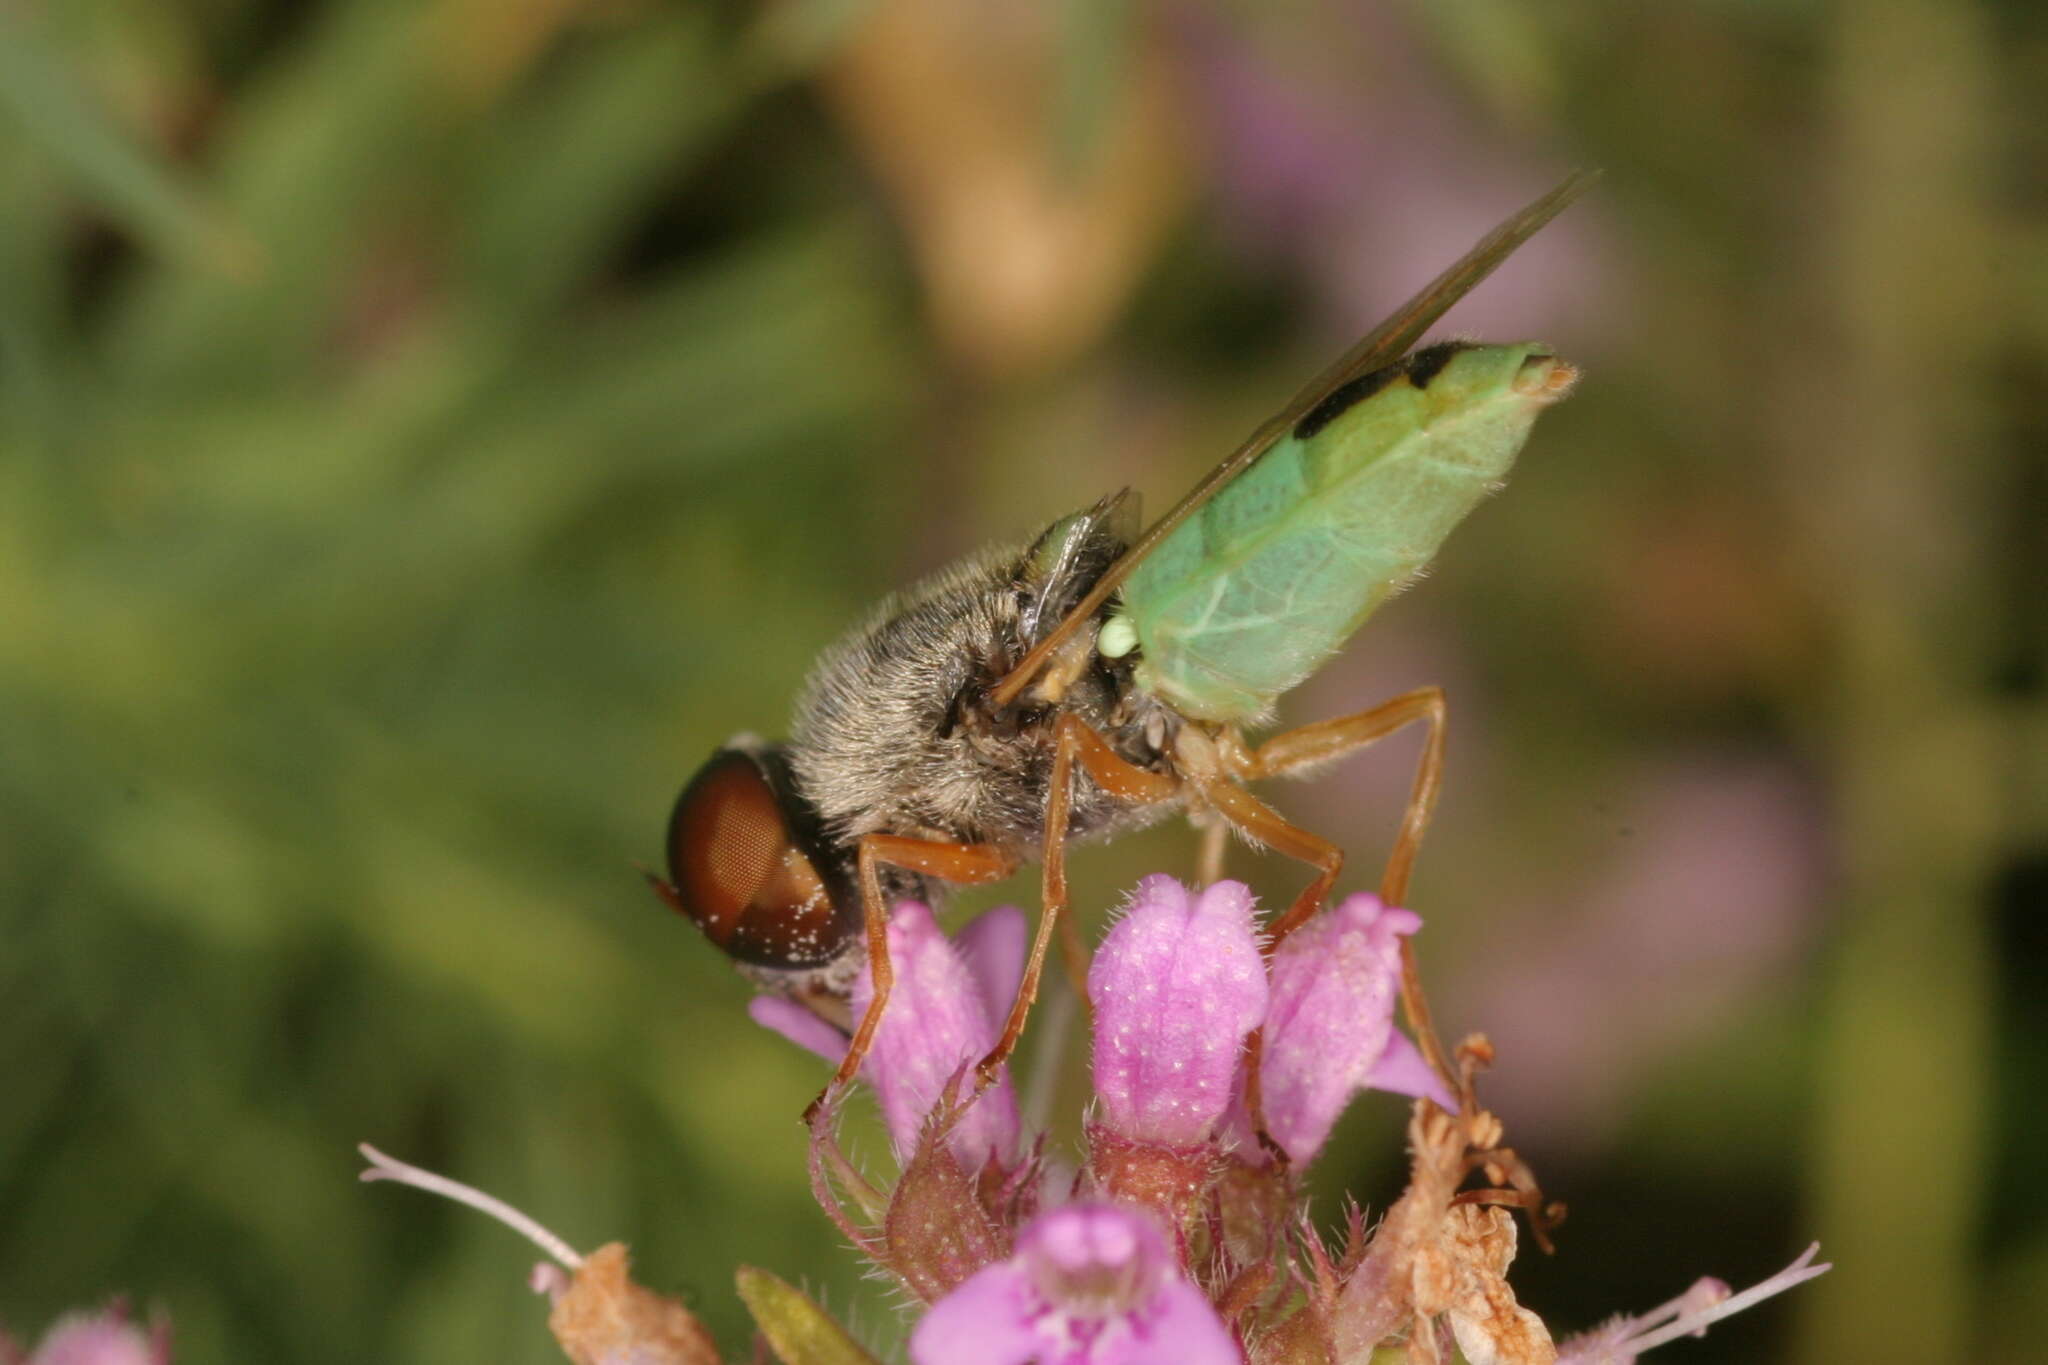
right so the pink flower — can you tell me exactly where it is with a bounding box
[751,902,1023,1170]
[7,1304,169,1365]
[1088,877,1268,1147]
[910,1202,1241,1365]
[1251,892,1452,1163]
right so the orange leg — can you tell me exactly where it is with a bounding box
[1239,685,1446,910]
[1198,778,1345,949]
[1194,778,1347,1156]
[805,833,1015,1121]
[1226,686,1457,1097]
[1194,817,1229,887]
[976,712,1178,1087]
[1055,895,1091,1001]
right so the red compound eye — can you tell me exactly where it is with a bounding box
[657,746,849,969]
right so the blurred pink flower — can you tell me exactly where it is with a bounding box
[1172,1,1606,344]
[910,1202,1240,1365]
[1456,759,1828,1145]
[5,1304,168,1365]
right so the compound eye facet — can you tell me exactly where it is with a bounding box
[661,747,846,968]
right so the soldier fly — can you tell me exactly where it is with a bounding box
[650,172,1596,1115]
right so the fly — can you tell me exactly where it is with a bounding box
[649,172,1597,1117]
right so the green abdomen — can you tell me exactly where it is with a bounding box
[1114,341,1573,723]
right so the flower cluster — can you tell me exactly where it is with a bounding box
[357,871,1828,1365]
[756,876,1827,1365]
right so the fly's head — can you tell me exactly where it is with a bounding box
[650,737,864,1015]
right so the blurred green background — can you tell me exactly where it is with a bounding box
[2,0,2041,1361]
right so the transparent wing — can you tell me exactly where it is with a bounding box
[990,169,1601,709]
[1019,487,1140,643]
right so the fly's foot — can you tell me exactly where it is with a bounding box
[802,1081,848,1129]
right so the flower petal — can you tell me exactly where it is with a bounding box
[852,902,1021,1167]
[1259,893,1419,1162]
[1363,1030,1457,1110]
[914,1200,1242,1365]
[1110,1278,1243,1365]
[909,1261,1044,1365]
[747,995,848,1065]
[955,904,1028,1030]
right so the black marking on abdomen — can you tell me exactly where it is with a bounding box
[1293,361,1403,441]
[1293,340,1479,442]
[1405,339,1472,390]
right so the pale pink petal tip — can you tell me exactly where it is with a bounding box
[1364,1030,1458,1110]
[748,994,848,1065]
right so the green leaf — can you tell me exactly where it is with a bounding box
[735,1266,881,1365]
[456,10,739,328]
[0,12,250,273]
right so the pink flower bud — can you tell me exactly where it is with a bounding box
[1257,892,1448,1163]
[1089,877,1268,1147]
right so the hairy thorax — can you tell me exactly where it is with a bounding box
[787,540,1184,865]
